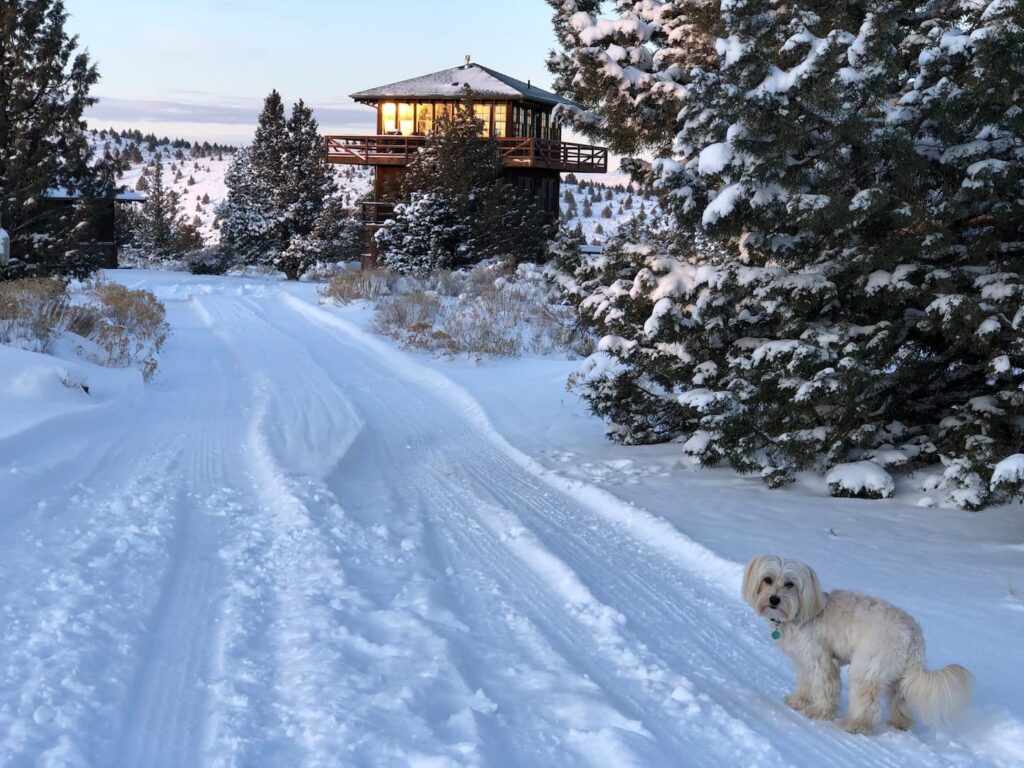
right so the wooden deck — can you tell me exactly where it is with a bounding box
[325,135,608,174]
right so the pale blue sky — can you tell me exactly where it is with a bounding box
[66,0,562,144]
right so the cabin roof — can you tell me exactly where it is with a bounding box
[350,62,577,108]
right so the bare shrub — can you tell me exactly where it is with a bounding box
[439,284,526,357]
[0,278,70,352]
[320,269,397,305]
[367,263,594,359]
[416,269,465,297]
[371,291,442,339]
[89,283,170,380]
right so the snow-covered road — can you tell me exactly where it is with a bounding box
[1,274,1020,767]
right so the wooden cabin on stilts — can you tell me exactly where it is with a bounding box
[324,57,608,267]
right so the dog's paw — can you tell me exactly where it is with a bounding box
[887,713,913,731]
[838,717,876,735]
[784,694,810,712]
[803,704,837,721]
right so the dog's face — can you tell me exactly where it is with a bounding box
[742,555,825,625]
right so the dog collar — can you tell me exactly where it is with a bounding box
[769,618,781,640]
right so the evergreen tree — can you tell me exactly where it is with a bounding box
[220,91,339,278]
[401,105,503,199]
[377,105,550,274]
[276,199,365,280]
[375,191,473,276]
[273,99,338,278]
[0,0,102,279]
[218,147,276,263]
[548,0,1024,507]
[130,155,201,257]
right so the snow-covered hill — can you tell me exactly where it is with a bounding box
[560,177,669,244]
[90,129,655,248]
[89,129,372,245]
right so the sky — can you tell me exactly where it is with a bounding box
[66,0,565,145]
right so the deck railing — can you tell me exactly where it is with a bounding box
[325,135,608,173]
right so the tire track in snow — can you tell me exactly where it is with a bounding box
[278,292,1014,768]
[115,301,242,768]
[194,294,492,766]
[0,370,189,763]
[272,295,779,767]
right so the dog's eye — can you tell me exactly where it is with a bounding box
[763,577,773,585]
[784,581,794,588]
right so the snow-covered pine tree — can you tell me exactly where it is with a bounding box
[247,91,288,214]
[131,155,201,257]
[548,0,1024,507]
[470,179,551,265]
[274,99,338,279]
[375,192,473,277]
[377,105,501,274]
[0,0,102,279]
[401,104,503,201]
[218,147,276,264]
[222,91,341,278]
[220,91,290,263]
[895,0,1024,506]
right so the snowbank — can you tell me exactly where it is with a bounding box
[825,460,895,500]
[0,343,142,439]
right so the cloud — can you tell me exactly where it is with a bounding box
[88,95,372,129]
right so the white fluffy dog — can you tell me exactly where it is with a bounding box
[742,555,972,734]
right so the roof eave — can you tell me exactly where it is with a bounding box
[349,92,577,109]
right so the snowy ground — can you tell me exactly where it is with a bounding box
[1,270,1022,767]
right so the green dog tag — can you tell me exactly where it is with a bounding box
[771,630,781,640]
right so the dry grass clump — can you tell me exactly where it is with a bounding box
[370,268,594,359]
[320,269,397,304]
[0,277,169,380]
[89,283,169,380]
[0,277,70,353]
[371,291,442,337]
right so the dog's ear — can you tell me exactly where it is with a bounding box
[795,562,826,623]
[742,556,768,607]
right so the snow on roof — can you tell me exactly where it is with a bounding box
[350,62,578,108]
[45,186,146,202]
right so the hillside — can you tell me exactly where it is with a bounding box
[90,129,661,249]
[90,129,372,245]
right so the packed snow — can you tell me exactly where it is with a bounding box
[1,270,1022,767]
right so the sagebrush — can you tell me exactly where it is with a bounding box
[0,278,169,380]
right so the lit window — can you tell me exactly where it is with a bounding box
[493,104,507,137]
[434,102,452,128]
[473,103,492,137]
[416,103,433,135]
[398,103,415,136]
[381,102,397,133]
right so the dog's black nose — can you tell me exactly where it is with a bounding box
[769,595,781,607]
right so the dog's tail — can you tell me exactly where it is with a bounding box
[900,662,973,728]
